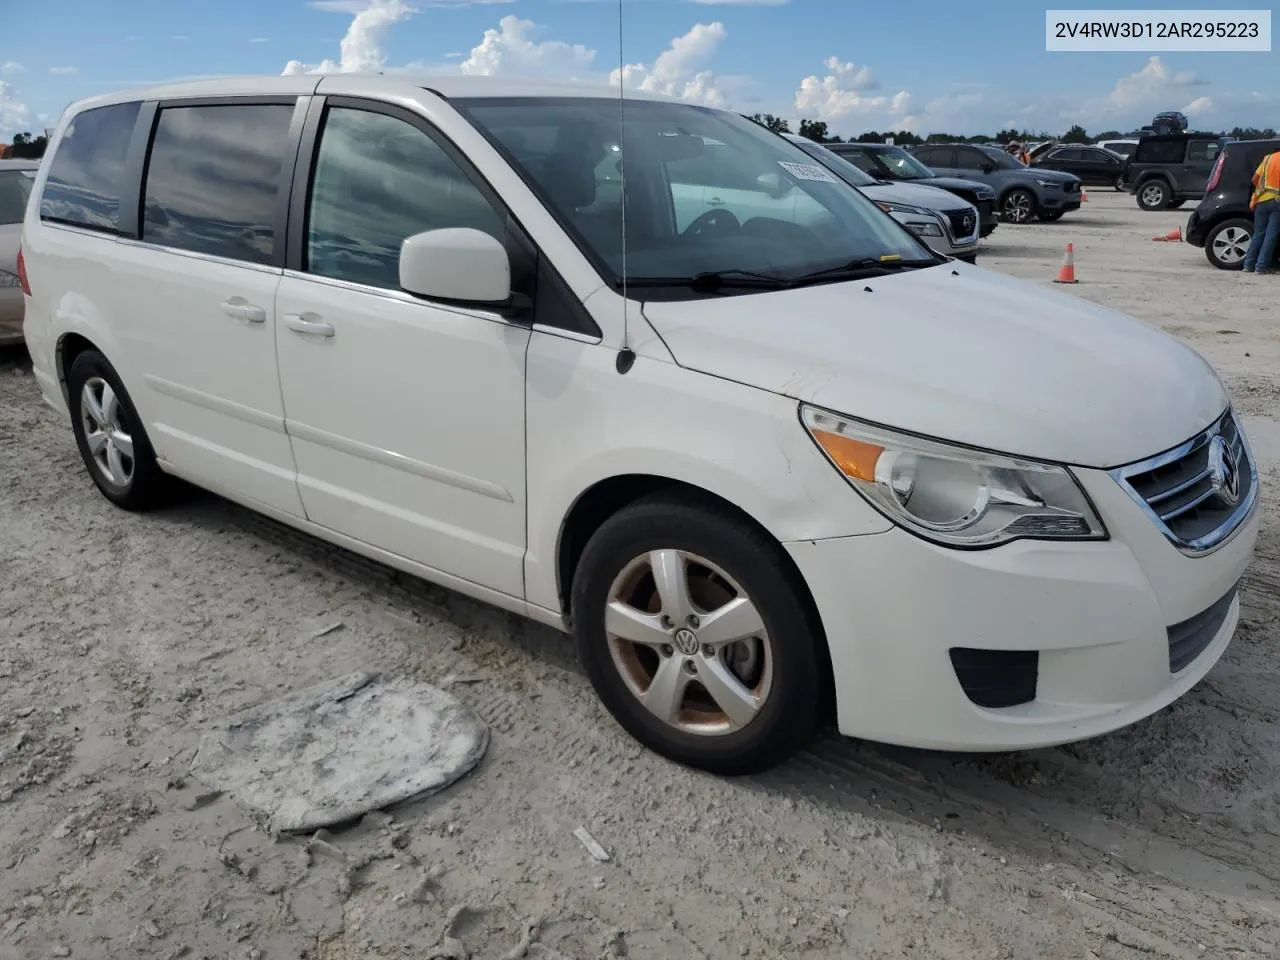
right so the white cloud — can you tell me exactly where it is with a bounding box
[1101,55,1201,111]
[1,62,22,76]
[459,15,596,78]
[49,66,78,75]
[284,0,415,74]
[610,22,729,107]
[0,80,30,137]
[250,38,271,44]
[794,57,909,121]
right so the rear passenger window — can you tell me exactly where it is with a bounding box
[0,170,35,225]
[1136,139,1184,163]
[39,101,141,233]
[305,106,503,290]
[142,103,295,265]
[1187,140,1218,162]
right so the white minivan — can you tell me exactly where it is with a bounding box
[20,76,1259,774]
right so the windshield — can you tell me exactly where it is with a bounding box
[980,147,1024,169]
[786,139,878,187]
[841,145,934,181]
[0,170,35,225]
[457,97,934,297]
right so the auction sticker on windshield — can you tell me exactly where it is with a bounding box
[778,161,839,184]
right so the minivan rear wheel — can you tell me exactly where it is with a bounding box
[67,350,170,510]
[1205,218,1252,270]
[571,494,824,775]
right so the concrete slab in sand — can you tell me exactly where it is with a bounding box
[1243,416,1280,475]
[190,672,488,833]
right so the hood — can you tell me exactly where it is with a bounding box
[641,262,1226,468]
[1014,167,1079,184]
[914,176,995,198]
[859,181,975,212]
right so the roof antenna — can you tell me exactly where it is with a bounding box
[615,0,635,375]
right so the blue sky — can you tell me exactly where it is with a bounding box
[1,0,1276,140]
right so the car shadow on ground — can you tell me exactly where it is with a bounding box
[152,485,1280,906]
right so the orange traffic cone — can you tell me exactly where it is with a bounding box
[1081,187,1089,203]
[1151,227,1182,242]
[1054,243,1078,284]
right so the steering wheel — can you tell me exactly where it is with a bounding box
[684,208,740,237]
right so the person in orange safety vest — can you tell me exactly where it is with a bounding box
[1242,149,1280,274]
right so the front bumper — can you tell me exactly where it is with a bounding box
[1185,209,1208,248]
[1040,194,1082,213]
[786,461,1259,751]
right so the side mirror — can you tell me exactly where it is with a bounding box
[979,162,996,173]
[756,171,791,198]
[400,228,511,307]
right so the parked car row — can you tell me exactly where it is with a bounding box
[0,159,40,345]
[16,74,1259,775]
[781,134,985,262]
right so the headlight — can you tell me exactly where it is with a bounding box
[1035,179,1060,188]
[801,405,1107,548]
[0,270,20,288]
[902,220,943,237]
[875,200,930,217]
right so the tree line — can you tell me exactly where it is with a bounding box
[748,114,1278,146]
[4,132,49,159]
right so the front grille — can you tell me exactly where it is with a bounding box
[949,648,1038,708]
[1111,409,1257,554]
[1168,583,1238,673]
[944,208,978,240]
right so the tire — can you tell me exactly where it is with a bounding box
[1037,210,1065,222]
[1137,179,1171,211]
[570,493,824,775]
[1001,189,1037,224]
[1113,175,1125,191]
[1204,218,1252,270]
[67,350,171,510]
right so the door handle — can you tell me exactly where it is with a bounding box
[284,313,335,338]
[220,298,266,324]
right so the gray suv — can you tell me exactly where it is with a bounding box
[909,143,1083,224]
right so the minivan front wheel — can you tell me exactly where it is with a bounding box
[68,350,169,510]
[571,494,823,775]
[1001,189,1037,224]
[1205,218,1252,270]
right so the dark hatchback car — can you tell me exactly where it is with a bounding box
[1032,144,1127,188]
[825,142,998,237]
[1186,137,1280,270]
[1123,133,1225,211]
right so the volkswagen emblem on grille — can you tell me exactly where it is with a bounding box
[962,214,975,234]
[1207,435,1242,507]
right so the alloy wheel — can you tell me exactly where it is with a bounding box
[80,377,135,488]
[1212,226,1250,266]
[1140,184,1166,208]
[1004,193,1032,223]
[604,549,772,736]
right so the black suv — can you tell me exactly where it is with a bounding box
[1123,133,1226,211]
[1186,137,1280,270]
[823,142,998,237]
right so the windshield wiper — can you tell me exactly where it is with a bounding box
[617,269,791,292]
[790,256,938,285]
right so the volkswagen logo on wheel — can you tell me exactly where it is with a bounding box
[1207,435,1242,507]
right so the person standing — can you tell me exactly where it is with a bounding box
[1242,148,1280,275]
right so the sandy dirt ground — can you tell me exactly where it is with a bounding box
[2,190,1280,960]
